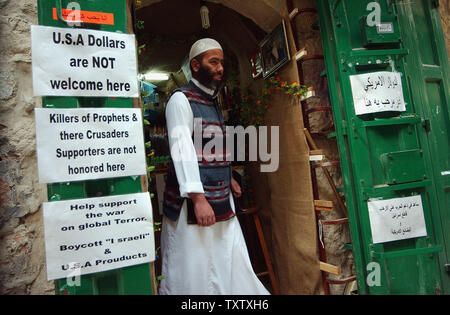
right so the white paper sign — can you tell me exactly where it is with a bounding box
[350,71,406,115]
[35,108,147,183]
[31,25,138,97]
[43,192,154,281]
[368,195,427,244]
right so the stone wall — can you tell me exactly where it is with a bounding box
[0,0,52,294]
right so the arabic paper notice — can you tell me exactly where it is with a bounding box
[350,71,406,115]
[368,195,427,244]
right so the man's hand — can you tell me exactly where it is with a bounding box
[231,178,242,198]
[189,193,216,227]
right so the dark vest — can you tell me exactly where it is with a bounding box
[163,81,234,224]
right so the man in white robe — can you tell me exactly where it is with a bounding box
[159,38,270,295]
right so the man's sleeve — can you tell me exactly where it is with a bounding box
[165,91,204,197]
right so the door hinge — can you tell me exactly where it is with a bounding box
[341,120,347,136]
[445,264,450,273]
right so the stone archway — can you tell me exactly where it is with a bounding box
[139,0,282,33]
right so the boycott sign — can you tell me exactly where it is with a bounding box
[35,107,147,183]
[31,25,138,97]
[43,192,154,281]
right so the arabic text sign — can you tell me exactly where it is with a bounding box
[350,71,406,115]
[35,108,147,184]
[368,195,427,244]
[43,192,154,281]
[52,8,115,25]
[31,25,138,97]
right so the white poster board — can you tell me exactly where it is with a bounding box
[31,25,138,97]
[35,108,147,183]
[367,195,427,244]
[350,71,406,115]
[43,192,154,281]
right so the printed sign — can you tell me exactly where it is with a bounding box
[31,25,138,97]
[43,192,154,281]
[368,195,427,244]
[350,71,406,115]
[35,108,147,183]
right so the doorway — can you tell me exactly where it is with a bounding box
[133,0,280,294]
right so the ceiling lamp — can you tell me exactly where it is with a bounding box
[143,72,169,81]
[200,1,210,29]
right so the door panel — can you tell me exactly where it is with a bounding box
[317,0,449,294]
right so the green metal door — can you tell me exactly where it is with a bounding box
[396,0,450,294]
[317,0,449,294]
[37,0,153,295]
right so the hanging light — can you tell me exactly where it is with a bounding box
[200,1,210,29]
[143,72,169,81]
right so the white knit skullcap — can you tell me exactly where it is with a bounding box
[189,38,222,61]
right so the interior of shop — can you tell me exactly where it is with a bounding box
[132,0,351,295]
[134,0,279,294]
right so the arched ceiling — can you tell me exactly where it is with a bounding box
[139,0,282,33]
[135,0,279,83]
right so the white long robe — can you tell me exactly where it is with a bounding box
[159,79,269,295]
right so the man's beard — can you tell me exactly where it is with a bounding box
[195,63,226,90]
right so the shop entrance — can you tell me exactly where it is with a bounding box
[134,0,323,295]
[135,0,279,295]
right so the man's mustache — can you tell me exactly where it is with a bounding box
[196,65,227,87]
